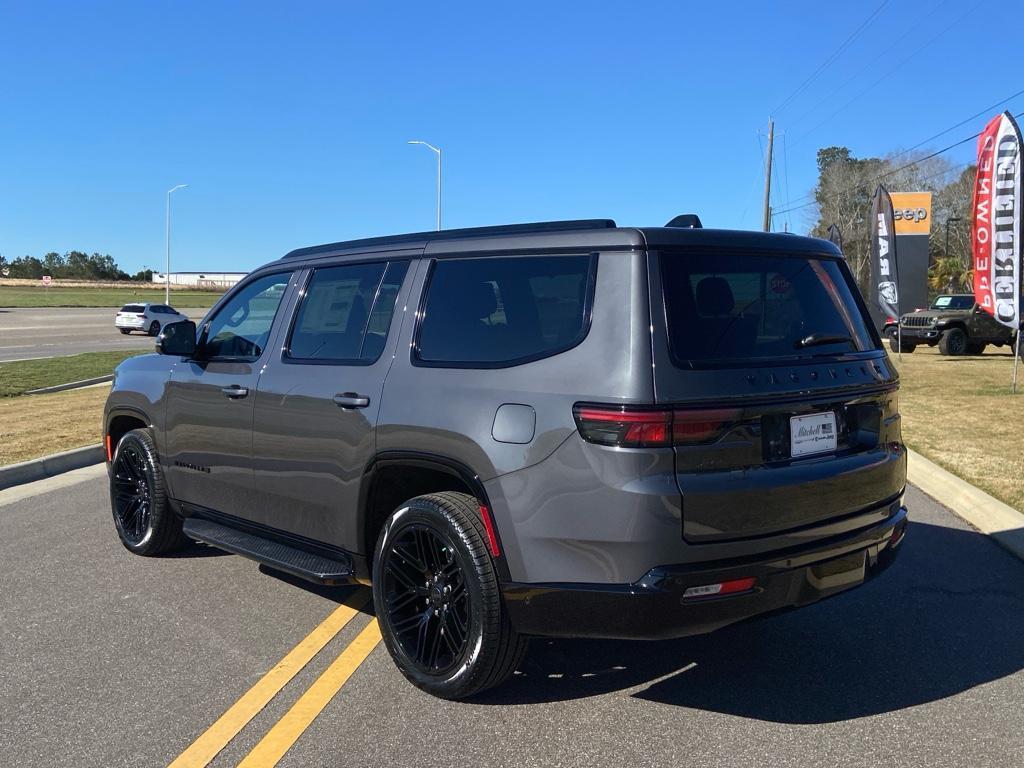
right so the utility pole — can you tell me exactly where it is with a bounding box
[761,118,775,233]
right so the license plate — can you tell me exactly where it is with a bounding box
[790,411,837,457]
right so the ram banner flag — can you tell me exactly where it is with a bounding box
[870,185,899,321]
[973,110,1022,329]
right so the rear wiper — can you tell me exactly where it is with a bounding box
[793,332,854,349]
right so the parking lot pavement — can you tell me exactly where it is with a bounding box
[1,475,1022,768]
[0,307,207,362]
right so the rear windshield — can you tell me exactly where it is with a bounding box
[660,252,878,365]
[120,305,145,313]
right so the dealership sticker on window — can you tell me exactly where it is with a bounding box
[790,411,837,457]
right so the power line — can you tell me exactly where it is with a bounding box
[772,112,1001,219]
[774,86,1024,212]
[791,0,982,147]
[772,0,890,116]
[775,160,971,221]
[784,0,954,134]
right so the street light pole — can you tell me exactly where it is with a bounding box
[165,184,188,304]
[945,215,963,265]
[408,140,442,231]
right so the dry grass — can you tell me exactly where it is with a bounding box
[0,385,108,465]
[892,344,1024,512]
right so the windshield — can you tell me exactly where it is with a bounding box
[660,252,878,365]
[931,295,974,310]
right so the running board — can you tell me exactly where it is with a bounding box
[183,518,355,585]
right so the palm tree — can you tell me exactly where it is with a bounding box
[929,255,972,294]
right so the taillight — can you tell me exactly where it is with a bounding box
[573,406,672,447]
[673,408,741,445]
[137,313,147,318]
[573,405,741,448]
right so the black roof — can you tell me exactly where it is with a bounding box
[277,218,841,264]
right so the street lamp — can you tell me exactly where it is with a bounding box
[408,140,441,231]
[945,215,963,265]
[165,184,188,303]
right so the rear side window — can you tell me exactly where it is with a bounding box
[287,261,408,363]
[660,253,877,365]
[416,254,595,367]
[121,304,144,313]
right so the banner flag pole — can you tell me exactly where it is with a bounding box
[1014,332,1021,394]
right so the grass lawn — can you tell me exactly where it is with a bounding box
[0,285,222,308]
[0,385,109,465]
[893,344,1024,512]
[0,350,144,397]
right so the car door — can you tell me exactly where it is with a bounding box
[250,257,413,548]
[163,270,296,518]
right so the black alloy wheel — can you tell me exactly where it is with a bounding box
[112,441,152,544]
[382,523,471,675]
[109,429,186,555]
[373,492,526,700]
[939,327,967,356]
[149,320,161,336]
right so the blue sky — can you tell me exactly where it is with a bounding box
[0,0,1011,274]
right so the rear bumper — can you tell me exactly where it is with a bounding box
[115,318,145,328]
[502,502,907,640]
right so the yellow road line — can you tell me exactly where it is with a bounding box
[237,619,383,768]
[167,590,370,768]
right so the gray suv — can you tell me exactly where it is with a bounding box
[103,218,908,699]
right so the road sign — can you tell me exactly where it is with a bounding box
[42,275,52,286]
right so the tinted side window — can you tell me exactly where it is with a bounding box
[203,272,292,361]
[287,261,408,363]
[416,254,594,366]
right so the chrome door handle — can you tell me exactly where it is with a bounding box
[333,392,370,409]
[221,385,249,399]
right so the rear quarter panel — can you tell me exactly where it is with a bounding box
[376,249,654,580]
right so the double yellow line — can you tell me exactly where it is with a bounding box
[169,589,381,768]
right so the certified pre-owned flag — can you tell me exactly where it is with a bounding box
[870,184,899,321]
[973,110,1022,329]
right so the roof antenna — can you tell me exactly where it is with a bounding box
[665,214,702,229]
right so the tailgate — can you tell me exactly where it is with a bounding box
[675,384,904,542]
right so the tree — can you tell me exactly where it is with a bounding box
[808,146,968,298]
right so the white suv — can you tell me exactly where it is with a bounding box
[115,303,188,336]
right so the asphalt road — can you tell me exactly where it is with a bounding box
[1,473,1022,768]
[0,307,207,362]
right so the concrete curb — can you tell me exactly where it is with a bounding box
[25,374,114,395]
[0,444,105,491]
[907,448,1024,562]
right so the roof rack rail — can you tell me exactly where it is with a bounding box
[282,219,618,260]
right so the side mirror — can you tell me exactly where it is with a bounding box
[156,320,198,357]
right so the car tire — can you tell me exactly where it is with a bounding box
[372,491,527,700]
[119,329,131,335]
[148,321,161,336]
[966,342,987,355]
[889,336,915,354]
[939,327,968,356]
[109,428,186,556]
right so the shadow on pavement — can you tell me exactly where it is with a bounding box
[258,564,373,607]
[476,520,1024,722]
[163,539,231,558]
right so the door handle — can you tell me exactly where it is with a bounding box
[221,385,249,399]
[333,392,370,409]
